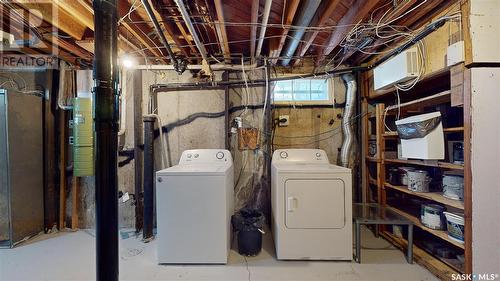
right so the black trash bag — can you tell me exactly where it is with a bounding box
[396,115,442,140]
[232,208,265,256]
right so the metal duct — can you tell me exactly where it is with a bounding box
[340,73,357,168]
[281,0,322,66]
[92,0,119,280]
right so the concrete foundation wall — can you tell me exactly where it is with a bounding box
[77,69,347,230]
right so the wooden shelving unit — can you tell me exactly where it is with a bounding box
[384,183,464,210]
[387,205,465,249]
[361,63,472,279]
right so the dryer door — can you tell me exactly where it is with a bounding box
[284,179,345,229]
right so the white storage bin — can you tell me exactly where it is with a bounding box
[395,112,444,160]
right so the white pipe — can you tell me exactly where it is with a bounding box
[57,61,73,110]
[173,0,209,63]
[131,63,264,71]
[118,69,127,136]
[255,0,273,58]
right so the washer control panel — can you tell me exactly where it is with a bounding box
[180,149,232,164]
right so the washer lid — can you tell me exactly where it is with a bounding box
[156,164,231,176]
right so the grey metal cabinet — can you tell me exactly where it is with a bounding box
[0,89,44,247]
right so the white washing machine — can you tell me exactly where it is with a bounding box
[271,149,352,260]
[155,149,234,264]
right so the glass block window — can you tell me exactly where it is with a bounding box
[273,78,332,103]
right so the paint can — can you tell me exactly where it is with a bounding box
[421,204,446,230]
[407,170,431,192]
[442,174,464,201]
[444,212,465,244]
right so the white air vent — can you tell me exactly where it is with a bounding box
[373,46,420,91]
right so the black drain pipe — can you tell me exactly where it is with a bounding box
[143,116,155,240]
[93,0,119,280]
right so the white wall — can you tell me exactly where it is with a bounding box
[471,68,500,274]
[469,0,500,63]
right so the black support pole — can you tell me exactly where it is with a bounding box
[93,1,119,281]
[143,116,155,240]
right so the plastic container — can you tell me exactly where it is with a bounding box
[232,209,265,256]
[395,112,444,160]
[444,212,465,244]
[408,170,431,192]
[442,174,464,201]
[421,204,446,230]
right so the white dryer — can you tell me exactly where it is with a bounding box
[271,149,352,260]
[155,149,234,264]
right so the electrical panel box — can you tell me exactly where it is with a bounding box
[72,97,94,176]
[373,46,419,91]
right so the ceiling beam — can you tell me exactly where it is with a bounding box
[270,0,301,64]
[250,0,260,61]
[53,0,94,30]
[213,0,231,62]
[293,0,341,64]
[319,0,383,61]
[14,0,88,40]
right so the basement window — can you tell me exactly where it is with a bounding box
[273,78,332,104]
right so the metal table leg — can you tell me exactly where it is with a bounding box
[407,224,413,264]
[356,221,361,263]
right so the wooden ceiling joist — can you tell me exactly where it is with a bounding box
[319,0,384,61]
[213,0,231,62]
[270,0,301,64]
[14,0,88,40]
[118,1,167,61]
[52,0,94,31]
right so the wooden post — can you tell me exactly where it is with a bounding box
[59,110,67,229]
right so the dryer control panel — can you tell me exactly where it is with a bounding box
[272,149,329,164]
[179,149,232,164]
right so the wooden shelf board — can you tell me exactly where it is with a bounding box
[384,183,464,210]
[386,90,451,111]
[381,231,463,279]
[369,67,451,100]
[369,177,378,185]
[366,156,381,163]
[386,205,465,249]
[384,158,464,170]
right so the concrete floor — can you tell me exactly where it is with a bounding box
[0,227,438,281]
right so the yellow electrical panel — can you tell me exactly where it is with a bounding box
[72,97,94,176]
